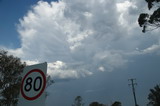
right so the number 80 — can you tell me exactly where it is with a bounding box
[24,76,42,92]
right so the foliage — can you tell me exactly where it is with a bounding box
[46,74,55,88]
[111,101,121,106]
[138,0,160,32]
[147,85,160,106]
[89,101,106,106]
[72,96,85,106]
[45,75,55,98]
[0,50,26,106]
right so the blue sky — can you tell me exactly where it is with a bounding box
[0,0,56,48]
[1,0,160,106]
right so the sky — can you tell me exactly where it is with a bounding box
[0,0,160,106]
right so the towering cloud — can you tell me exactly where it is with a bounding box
[7,0,160,80]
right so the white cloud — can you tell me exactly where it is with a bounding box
[93,50,128,72]
[142,44,160,54]
[25,60,39,65]
[23,60,93,80]
[116,1,135,25]
[3,0,160,80]
[47,61,93,79]
[98,66,105,72]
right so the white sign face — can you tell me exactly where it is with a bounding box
[18,62,47,106]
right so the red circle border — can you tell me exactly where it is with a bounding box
[21,69,46,101]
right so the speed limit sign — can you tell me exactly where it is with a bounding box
[18,62,47,106]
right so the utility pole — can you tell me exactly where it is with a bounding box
[128,78,138,106]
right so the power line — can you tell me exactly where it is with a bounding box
[128,78,139,106]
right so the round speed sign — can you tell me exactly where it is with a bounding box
[21,69,46,101]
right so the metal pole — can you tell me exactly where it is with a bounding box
[128,79,138,106]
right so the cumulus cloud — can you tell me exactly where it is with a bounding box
[47,61,93,79]
[142,44,160,54]
[3,0,160,80]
